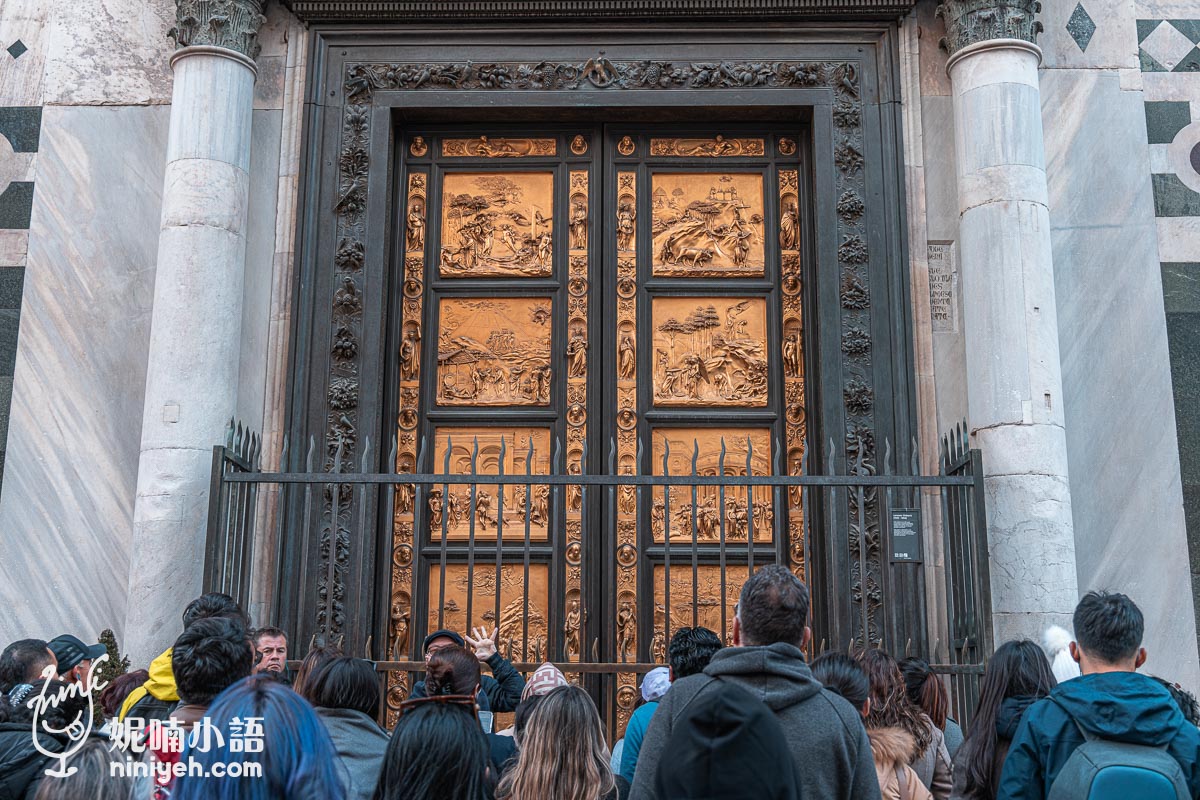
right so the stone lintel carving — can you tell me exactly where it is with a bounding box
[935,0,1043,55]
[169,0,268,60]
[284,0,915,22]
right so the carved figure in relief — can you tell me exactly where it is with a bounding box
[476,491,497,526]
[616,601,635,662]
[565,599,582,657]
[397,483,414,515]
[407,202,426,250]
[567,331,588,378]
[428,490,444,528]
[390,601,410,657]
[783,332,801,378]
[618,485,636,515]
[616,203,636,251]
[400,326,421,381]
[570,201,588,250]
[651,630,667,664]
[780,201,800,250]
[618,334,636,380]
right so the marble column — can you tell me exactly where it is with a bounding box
[125,0,265,662]
[940,0,1079,644]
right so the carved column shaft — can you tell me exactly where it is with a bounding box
[125,0,265,662]
[940,1,1078,644]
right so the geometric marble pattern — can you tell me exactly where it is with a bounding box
[1067,3,1096,53]
[1139,20,1200,72]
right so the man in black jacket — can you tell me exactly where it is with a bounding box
[408,627,526,712]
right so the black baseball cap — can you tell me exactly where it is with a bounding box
[47,635,106,673]
[422,630,465,652]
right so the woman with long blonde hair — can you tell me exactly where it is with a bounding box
[497,685,628,800]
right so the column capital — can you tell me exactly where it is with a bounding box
[168,0,267,61]
[935,0,1043,56]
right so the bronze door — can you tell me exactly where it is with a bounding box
[389,127,808,724]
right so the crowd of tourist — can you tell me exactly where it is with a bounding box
[0,567,1197,799]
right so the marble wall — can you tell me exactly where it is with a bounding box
[913,0,1200,686]
[0,0,297,656]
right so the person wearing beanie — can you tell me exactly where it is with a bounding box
[1041,625,1080,685]
[495,663,571,739]
[521,662,570,702]
[408,627,527,712]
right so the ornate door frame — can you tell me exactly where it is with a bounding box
[281,24,922,661]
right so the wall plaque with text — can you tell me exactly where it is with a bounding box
[890,508,922,563]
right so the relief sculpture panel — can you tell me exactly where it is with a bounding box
[651,173,765,277]
[436,297,552,406]
[652,297,768,406]
[651,428,774,543]
[439,172,555,277]
[429,427,552,541]
[652,565,745,650]
[429,564,551,662]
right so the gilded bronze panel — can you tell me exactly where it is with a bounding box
[650,428,774,543]
[613,169,639,727]
[436,297,552,406]
[652,565,745,650]
[442,137,557,158]
[652,297,769,407]
[429,427,552,541]
[779,168,807,582]
[649,136,765,157]
[428,564,551,662]
[651,172,765,277]
[439,172,555,277]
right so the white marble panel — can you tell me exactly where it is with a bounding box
[921,95,969,434]
[0,105,169,650]
[1142,72,1200,104]
[0,231,27,268]
[1042,68,1200,688]
[1157,217,1200,261]
[41,0,174,106]
[0,0,50,106]
[237,110,283,432]
[1039,0,1138,70]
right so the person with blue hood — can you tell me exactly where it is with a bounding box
[997,591,1200,800]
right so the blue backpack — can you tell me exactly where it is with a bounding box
[1047,711,1188,800]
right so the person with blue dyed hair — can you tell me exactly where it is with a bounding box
[172,673,347,800]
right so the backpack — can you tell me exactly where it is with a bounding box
[1047,712,1189,800]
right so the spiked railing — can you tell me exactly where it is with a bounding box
[205,420,990,726]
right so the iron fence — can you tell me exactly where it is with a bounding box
[207,422,991,729]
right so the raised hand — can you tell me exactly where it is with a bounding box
[465,626,499,662]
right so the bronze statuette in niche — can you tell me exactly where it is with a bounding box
[439,172,554,277]
[652,297,768,407]
[442,136,557,158]
[436,297,552,406]
[651,173,765,277]
[650,428,774,544]
[429,427,552,542]
[649,136,765,157]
